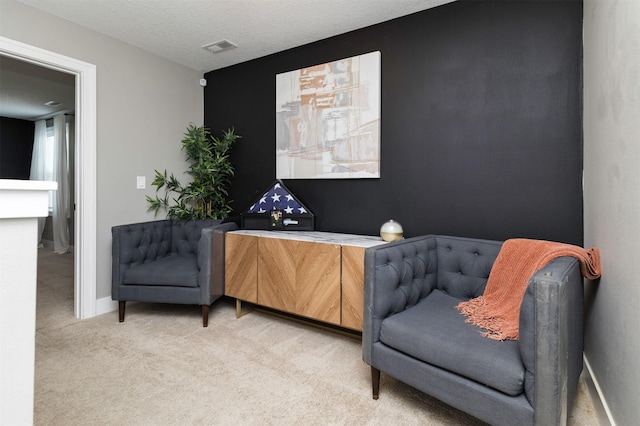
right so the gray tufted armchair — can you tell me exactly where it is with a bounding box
[112,219,238,326]
[363,235,585,426]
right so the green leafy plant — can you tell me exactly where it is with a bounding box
[146,123,240,220]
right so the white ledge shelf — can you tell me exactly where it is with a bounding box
[0,179,57,219]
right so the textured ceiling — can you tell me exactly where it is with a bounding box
[3,0,454,120]
[16,0,454,72]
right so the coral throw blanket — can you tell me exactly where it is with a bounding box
[456,239,601,341]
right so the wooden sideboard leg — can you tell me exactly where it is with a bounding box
[372,366,381,400]
[235,299,254,318]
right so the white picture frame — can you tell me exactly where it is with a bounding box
[276,51,381,179]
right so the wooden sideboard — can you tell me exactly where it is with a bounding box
[224,230,385,331]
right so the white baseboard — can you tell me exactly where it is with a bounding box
[96,297,118,316]
[95,297,138,316]
[584,354,616,426]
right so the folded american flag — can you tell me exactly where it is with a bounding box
[247,181,308,214]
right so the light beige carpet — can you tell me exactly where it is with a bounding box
[35,249,602,425]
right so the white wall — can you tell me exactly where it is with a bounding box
[0,0,204,300]
[583,1,640,424]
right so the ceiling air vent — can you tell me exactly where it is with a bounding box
[202,39,238,54]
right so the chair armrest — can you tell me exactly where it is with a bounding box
[518,256,584,426]
[197,221,239,304]
[111,219,172,300]
[362,235,437,364]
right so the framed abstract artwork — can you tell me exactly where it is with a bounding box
[276,51,381,179]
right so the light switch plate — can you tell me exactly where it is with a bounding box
[136,176,146,189]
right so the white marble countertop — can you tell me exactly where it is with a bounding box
[229,229,388,248]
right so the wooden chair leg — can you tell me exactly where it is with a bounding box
[202,305,209,327]
[119,301,126,322]
[372,367,380,400]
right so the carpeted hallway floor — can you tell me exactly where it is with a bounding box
[34,248,604,425]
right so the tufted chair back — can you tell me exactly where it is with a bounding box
[114,220,172,278]
[113,220,220,276]
[171,219,218,257]
[363,235,502,349]
[434,236,502,301]
[366,235,436,320]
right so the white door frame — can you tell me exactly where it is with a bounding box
[0,36,97,319]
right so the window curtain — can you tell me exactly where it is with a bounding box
[30,120,48,247]
[52,114,70,254]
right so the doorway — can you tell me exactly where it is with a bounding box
[0,36,97,319]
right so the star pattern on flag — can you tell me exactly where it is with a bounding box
[247,182,309,215]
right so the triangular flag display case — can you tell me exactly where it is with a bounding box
[241,180,315,231]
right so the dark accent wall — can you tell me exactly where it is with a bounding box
[205,0,584,245]
[0,116,34,179]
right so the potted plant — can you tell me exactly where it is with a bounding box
[146,123,240,220]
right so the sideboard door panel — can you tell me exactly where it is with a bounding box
[341,245,366,330]
[258,237,296,313]
[296,241,341,325]
[225,233,258,303]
